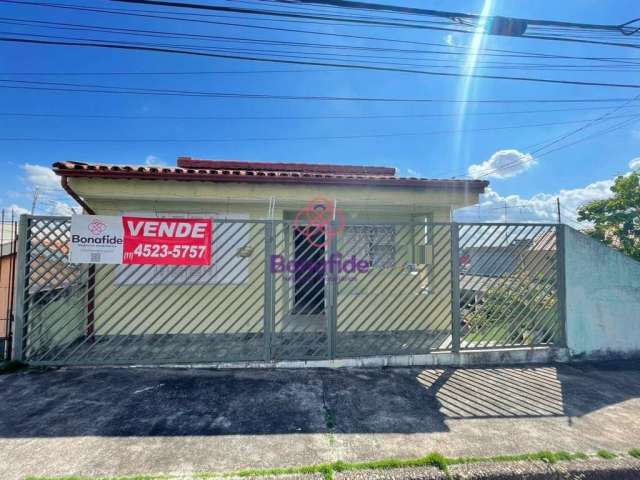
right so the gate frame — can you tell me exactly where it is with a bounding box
[12,214,29,361]
[10,214,568,364]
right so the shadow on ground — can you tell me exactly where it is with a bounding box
[0,360,639,437]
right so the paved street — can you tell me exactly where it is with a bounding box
[1,361,639,480]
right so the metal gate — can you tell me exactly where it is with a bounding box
[12,216,565,365]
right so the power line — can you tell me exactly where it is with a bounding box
[5,36,640,89]
[4,1,640,65]
[467,93,640,180]
[9,15,640,67]
[269,0,639,35]
[111,0,640,49]
[5,16,640,70]
[17,29,639,71]
[3,0,481,34]
[2,78,640,103]
[1,113,640,143]
[469,114,640,180]
[3,105,640,120]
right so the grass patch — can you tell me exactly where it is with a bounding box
[323,407,336,430]
[596,449,617,459]
[629,448,640,459]
[0,360,26,374]
[26,476,167,480]
[450,450,588,466]
[24,449,623,480]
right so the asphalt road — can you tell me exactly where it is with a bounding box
[1,360,639,479]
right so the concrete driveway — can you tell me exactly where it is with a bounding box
[1,361,640,479]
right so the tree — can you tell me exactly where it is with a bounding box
[577,172,640,261]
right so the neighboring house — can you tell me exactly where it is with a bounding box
[0,223,17,357]
[461,232,557,278]
[459,229,558,315]
[43,158,488,357]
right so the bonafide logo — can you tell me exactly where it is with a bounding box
[271,252,369,276]
[88,218,107,236]
[270,198,369,282]
[293,196,345,248]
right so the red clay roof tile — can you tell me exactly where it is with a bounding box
[52,159,489,192]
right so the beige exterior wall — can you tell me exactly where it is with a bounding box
[52,177,477,344]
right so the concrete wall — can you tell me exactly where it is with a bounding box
[565,226,640,359]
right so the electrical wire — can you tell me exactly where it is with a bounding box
[109,0,640,49]
[1,78,639,103]
[3,104,640,120]
[4,0,640,65]
[1,113,639,143]
[5,16,640,70]
[5,36,640,89]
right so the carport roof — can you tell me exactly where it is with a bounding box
[53,158,489,192]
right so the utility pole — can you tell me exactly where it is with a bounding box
[30,188,40,215]
[556,197,562,224]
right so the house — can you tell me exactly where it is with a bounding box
[40,158,488,362]
[54,157,487,223]
[0,222,17,358]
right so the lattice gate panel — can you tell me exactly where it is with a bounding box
[19,217,267,365]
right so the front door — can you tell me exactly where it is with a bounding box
[293,226,325,315]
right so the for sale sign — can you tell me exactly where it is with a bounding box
[122,217,212,266]
[70,215,213,266]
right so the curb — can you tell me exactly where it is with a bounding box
[335,458,640,480]
[195,458,640,480]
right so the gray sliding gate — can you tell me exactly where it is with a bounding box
[12,215,564,365]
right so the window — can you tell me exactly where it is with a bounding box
[344,226,396,269]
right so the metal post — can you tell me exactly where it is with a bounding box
[556,224,567,347]
[12,215,29,362]
[263,221,275,362]
[450,222,461,353]
[327,220,339,359]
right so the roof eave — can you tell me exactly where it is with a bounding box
[54,169,488,193]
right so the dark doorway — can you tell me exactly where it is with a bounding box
[293,227,325,314]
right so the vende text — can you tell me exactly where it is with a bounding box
[122,217,213,266]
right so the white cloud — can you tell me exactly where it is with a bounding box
[456,178,615,225]
[51,200,78,216]
[629,157,640,170]
[444,34,461,47]
[468,149,537,180]
[23,163,61,191]
[145,155,165,166]
[1,204,29,216]
[407,168,422,177]
[10,163,81,215]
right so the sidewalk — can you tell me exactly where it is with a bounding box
[1,360,639,480]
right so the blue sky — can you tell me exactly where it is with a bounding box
[1,0,640,224]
